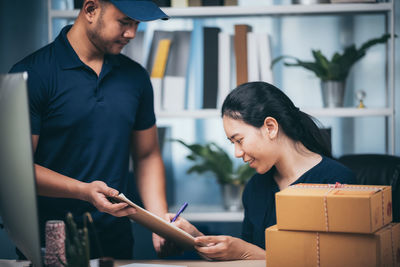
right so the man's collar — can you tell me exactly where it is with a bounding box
[54,25,121,70]
[54,25,85,70]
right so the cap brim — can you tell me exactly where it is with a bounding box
[112,0,169,22]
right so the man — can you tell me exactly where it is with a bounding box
[10,0,169,259]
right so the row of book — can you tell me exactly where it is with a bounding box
[153,0,238,7]
[122,24,274,112]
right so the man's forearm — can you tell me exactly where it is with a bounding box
[35,164,88,200]
[134,153,167,217]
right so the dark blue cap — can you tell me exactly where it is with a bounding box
[110,0,169,21]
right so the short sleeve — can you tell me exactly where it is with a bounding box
[9,65,47,135]
[133,70,156,130]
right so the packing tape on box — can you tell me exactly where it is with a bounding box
[390,224,396,266]
[290,183,385,232]
[313,224,396,267]
[316,232,320,267]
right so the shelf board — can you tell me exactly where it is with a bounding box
[156,108,393,119]
[182,211,244,222]
[164,3,392,17]
[302,107,393,117]
[169,205,244,222]
[157,109,221,119]
[49,2,391,19]
[50,9,79,19]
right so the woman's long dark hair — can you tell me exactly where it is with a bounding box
[221,82,332,158]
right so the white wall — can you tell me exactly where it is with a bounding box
[0,0,48,259]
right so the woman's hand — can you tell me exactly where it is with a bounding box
[194,235,266,261]
[168,213,204,237]
[81,181,137,217]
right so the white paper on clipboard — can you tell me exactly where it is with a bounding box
[108,194,196,250]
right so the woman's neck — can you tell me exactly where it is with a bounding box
[273,141,322,190]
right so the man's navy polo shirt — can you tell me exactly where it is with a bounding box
[10,25,156,230]
[241,156,355,249]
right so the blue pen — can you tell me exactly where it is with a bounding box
[171,202,188,222]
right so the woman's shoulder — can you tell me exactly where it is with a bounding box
[246,169,274,187]
[301,156,356,185]
[243,169,276,197]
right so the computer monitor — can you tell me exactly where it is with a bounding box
[0,72,43,267]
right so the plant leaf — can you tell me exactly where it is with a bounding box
[271,55,300,68]
[359,33,392,52]
[271,33,394,81]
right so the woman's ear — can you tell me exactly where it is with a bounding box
[263,117,279,139]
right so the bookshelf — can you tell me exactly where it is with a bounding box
[48,3,392,19]
[48,1,397,221]
[156,107,393,119]
[48,0,396,154]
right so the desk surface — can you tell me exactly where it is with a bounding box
[0,259,266,267]
[116,260,265,267]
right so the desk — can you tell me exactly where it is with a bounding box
[0,259,266,267]
[117,260,265,267]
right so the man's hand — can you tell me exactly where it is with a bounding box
[81,181,136,217]
[152,232,165,254]
[194,235,266,261]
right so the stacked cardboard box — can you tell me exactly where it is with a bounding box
[265,183,400,267]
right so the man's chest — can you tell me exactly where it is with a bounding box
[42,71,142,130]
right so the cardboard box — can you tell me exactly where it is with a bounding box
[266,223,400,267]
[276,184,392,233]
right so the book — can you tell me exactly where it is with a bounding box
[224,0,238,5]
[201,0,223,5]
[163,31,192,111]
[147,31,175,112]
[203,27,220,109]
[152,0,172,7]
[107,194,199,250]
[234,24,252,86]
[163,76,186,111]
[150,38,172,112]
[146,30,174,74]
[188,0,202,6]
[171,0,188,7]
[217,32,232,109]
[247,32,260,82]
[74,0,83,9]
[257,33,274,84]
[122,31,145,66]
[150,78,163,113]
[151,39,172,78]
[164,31,192,78]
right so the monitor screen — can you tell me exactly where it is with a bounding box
[0,72,43,267]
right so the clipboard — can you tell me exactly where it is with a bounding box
[108,194,197,250]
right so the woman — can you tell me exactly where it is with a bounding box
[167,82,355,260]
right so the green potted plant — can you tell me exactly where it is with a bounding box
[173,139,255,211]
[60,212,90,267]
[271,33,392,107]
